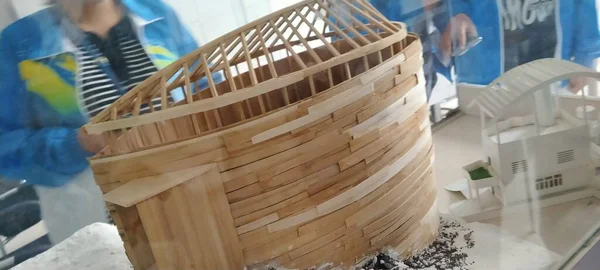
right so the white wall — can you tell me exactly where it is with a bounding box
[1,0,304,44]
[169,0,300,45]
[0,0,17,31]
[164,0,299,45]
[10,0,45,18]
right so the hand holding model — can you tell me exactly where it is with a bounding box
[439,13,478,59]
[77,128,106,154]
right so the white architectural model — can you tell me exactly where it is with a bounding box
[454,59,600,220]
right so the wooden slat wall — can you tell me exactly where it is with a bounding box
[135,165,244,270]
[91,33,414,159]
[91,35,437,270]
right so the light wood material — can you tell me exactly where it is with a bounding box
[104,164,216,207]
[135,165,244,270]
[87,2,436,269]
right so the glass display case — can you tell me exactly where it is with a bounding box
[0,0,599,269]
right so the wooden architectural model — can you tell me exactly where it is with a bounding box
[84,0,438,269]
[454,59,600,219]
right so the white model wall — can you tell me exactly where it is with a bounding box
[497,126,590,184]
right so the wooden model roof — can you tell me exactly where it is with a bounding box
[472,59,600,120]
[85,0,406,135]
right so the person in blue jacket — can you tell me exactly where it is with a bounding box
[439,0,600,91]
[369,0,450,100]
[0,0,219,244]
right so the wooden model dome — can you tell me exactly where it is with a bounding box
[85,0,438,269]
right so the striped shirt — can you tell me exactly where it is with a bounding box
[77,17,160,117]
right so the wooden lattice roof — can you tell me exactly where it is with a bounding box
[85,0,406,134]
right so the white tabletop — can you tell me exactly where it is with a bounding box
[13,223,132,270]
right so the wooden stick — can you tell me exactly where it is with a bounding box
[307,3,357,79]
[327,68,335,88]
[345,1,395,34]
[167,58,199,91]
[200,53,224,127]
[320,4,329,35]
[218,44,246,120]
[295,6,340,90]
[221,29,262,72]
[133,93,143,116]
[256,58,274,111]
[362,56,370,72]
[206,47,222,66]
[240,32,260,86]
[160,77,168,110]
[256,26,279,78]
[257,25,292,106]
[214,30,361,75]
[105,130,118,153]
[294,7,341,57]
[233,32,258,79]
[347,9,383,41]
[353,0,401,32]
[269,19,307,69]
[309,75,317,96]
[109,107,131,151]
[282,14,322,64]
[221,25,274,74]
[345,63,352,80]
[142,82,164,108]
[304,6,320,38]
[255,59,268,113]
[148,102,167,142]
[194,82,215,131]
[282,11,323,97]
[183,63,202,134]
[208,36,240,64]
[267,9,307,48]
[89,0,318,123]
[307,5,361,49]
[246,25,279,60]
[283,50,297,102]
[86,29,410,133]
[317,1,371,45]
[234,65,254,118]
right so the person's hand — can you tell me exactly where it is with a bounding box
[569,77,588,94]
[439,14,478,59]
[77,128,106,153]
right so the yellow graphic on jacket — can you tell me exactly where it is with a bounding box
[19,53,79,115]
[146,45,178,69]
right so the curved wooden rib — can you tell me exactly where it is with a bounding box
[86,0,406,136]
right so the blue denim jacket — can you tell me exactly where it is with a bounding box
[447,0,600,85]
[0,0,219,187]
[372,0,600,85]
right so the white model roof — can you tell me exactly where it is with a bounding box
[472,59,600,119]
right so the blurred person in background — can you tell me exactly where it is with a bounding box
[369,0,451,100]
[0,0,219,245]
[439,0,600,93]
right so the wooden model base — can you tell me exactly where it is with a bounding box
[85,1,439,268]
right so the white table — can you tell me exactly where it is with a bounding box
[14,114,600,269]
